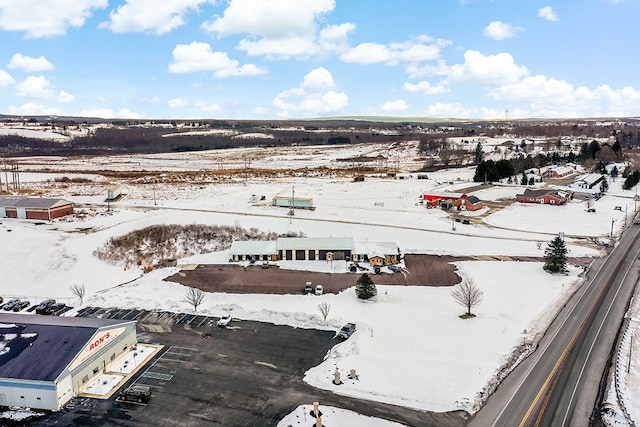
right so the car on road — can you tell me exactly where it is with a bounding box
[119,385,152,403]
[338,323,356,340]
[12,300,30,312]
[314,285,324,296]
[217,314,232,327]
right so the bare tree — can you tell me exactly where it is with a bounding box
[451,279,483,317]
[317,301,331,322]
[69,284,86,304]
[182,287,206,312]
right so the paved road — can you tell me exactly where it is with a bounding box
[469,224,640,427]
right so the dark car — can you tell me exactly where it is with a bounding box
[338,323,356,340]
[12,300,30,312]
[119,385,152,403]
[35,299,56,314]
[2,299,19,311]
[48,303,67,316]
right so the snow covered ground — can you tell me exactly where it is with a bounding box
[1,144,638,425]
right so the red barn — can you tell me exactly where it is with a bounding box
[0,197,74,220]
[421,191,466,208]
[454,195,483,211]
[515,189,567,205]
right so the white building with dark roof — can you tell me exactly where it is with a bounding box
[0,314,137,410]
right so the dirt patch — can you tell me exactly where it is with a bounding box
[165,254,469,294]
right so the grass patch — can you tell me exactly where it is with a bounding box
[458,313,477,319]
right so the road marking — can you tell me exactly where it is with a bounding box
[560,251,637,426]
[255,361,278,370]
[519,233,638,426]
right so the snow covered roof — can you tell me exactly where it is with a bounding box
[352,241,398,256]
[0,196,72,210]
[575,173,604,185]
[0,314,133,382]
[229,240,277,255]
[276,237,353,250]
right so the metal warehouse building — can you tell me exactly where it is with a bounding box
[0,196,74,220]
[0,314,137,411]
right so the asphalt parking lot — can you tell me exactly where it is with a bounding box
[28,307,467,427]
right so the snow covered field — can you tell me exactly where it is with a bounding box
[1,143,638,425]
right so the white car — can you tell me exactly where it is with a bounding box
[315,285,324,296]
[217,314,232,327]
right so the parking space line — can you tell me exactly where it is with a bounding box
[196,316,209,327]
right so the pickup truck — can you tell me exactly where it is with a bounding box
[338,323,356,340]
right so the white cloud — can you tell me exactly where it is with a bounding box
[7,102,58,116]
[448,50,529,85]
[273,67,348,116]
[194,100,221,112]
[341,36,450,65]
[168,98,188,108]
[340,43,390,64]
[379,99,409,112]
[424,102,501,119]
[482,21,524,40]
[8,53,55,72]
[57,91,74,103]
[0,0,107,38]
[203,0,336,58]
[15,75,55,99]
[489,75,640,117]
[403,80,449,95]
[406,60,451,78]
[538,6,558,22]
[318,23,356,55]
[101,0,213,35]
[168,42,267,77]
[74,108,143,119]
[0,70,15,86]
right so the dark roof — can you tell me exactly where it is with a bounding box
[0,196,72,210]
[466,195,481,204]
[0,314,132,382]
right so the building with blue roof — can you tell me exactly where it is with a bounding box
[0,314,137,410]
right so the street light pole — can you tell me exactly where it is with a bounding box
[611,218,615,239]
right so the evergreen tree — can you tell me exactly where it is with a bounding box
[543,236,568,274]
[474,141,483,164]
[355,273,377,300]
[520,171,527,185]
[600,178,609,193]
[611,165,619,178]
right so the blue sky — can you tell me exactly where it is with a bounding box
[0,0,637,120]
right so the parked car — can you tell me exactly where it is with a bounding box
[35,299,56,314]
[12,300,30,312]
[119,385,152,403]
[388,265,401,273]
[304,282,313,294]
[338,323,356,340]
[2,299,19,311]
[217,314,232,327]
[315,285,324,296]
[48,303,67,316]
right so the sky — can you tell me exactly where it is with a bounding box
[0,0,638,121]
